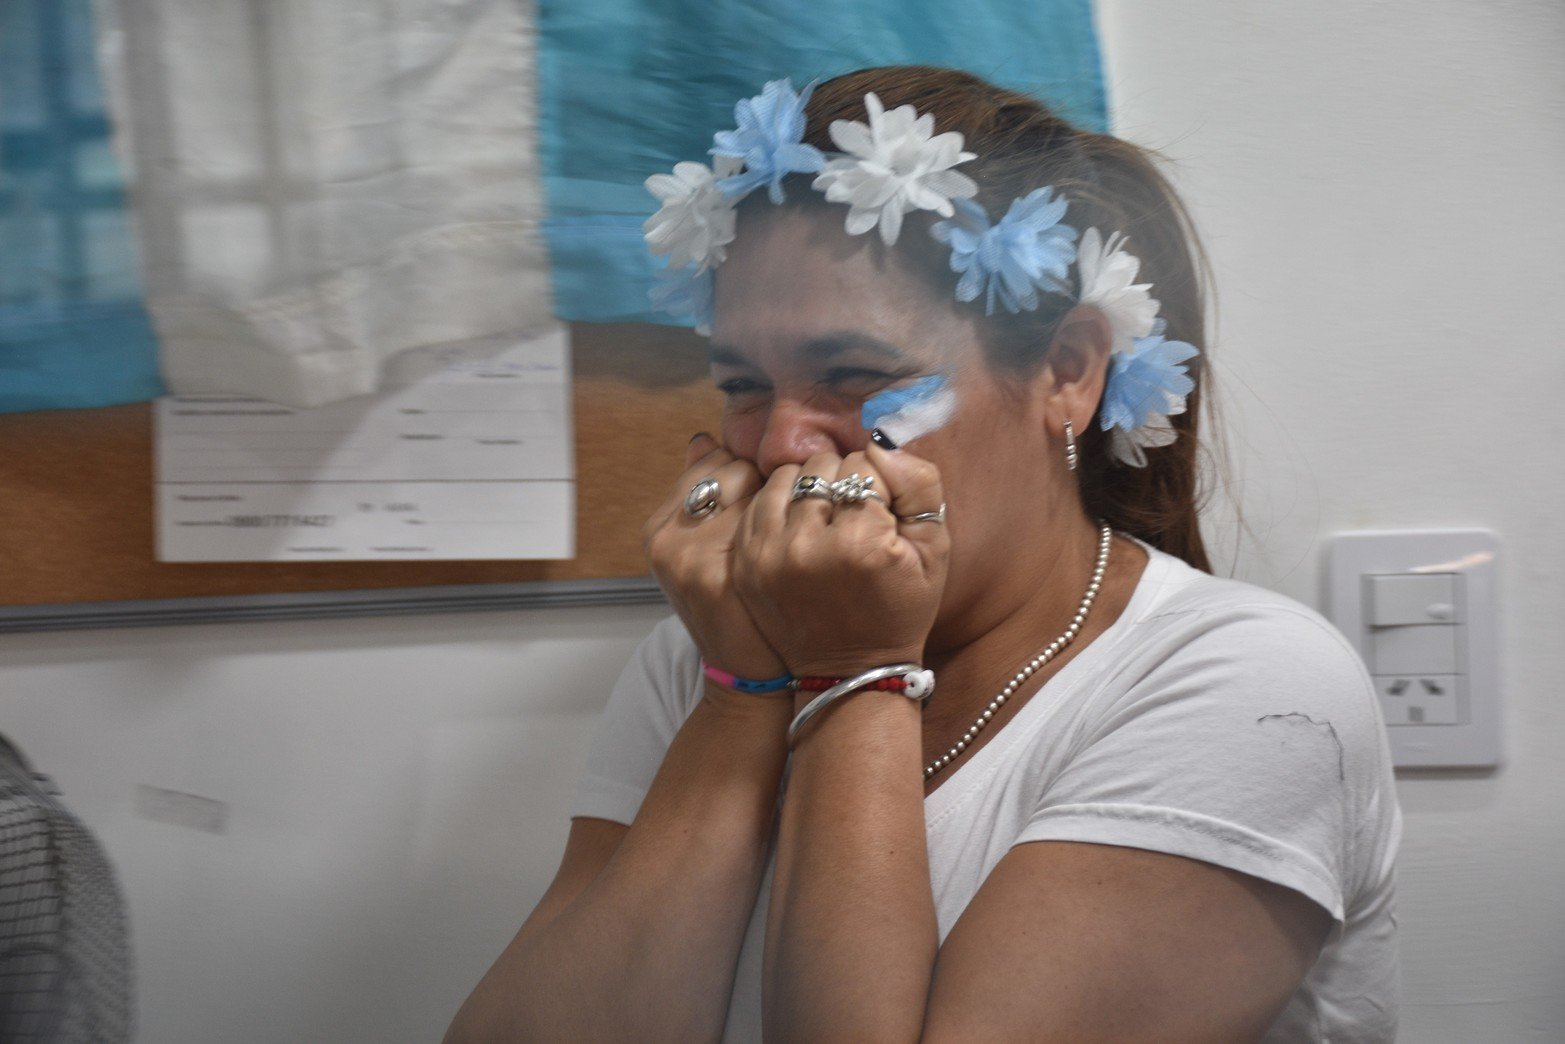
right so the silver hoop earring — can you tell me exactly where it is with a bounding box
[1063,419,1079,472]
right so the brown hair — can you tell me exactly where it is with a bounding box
[781,66,1215,572]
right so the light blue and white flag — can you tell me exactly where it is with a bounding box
[2,0,1107,412]
[535,0,1109,324]
[0,0,163,413]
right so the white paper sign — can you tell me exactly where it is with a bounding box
[155,327,574,561]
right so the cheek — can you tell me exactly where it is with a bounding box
[921,425,1028,534]
[931,452,1022,598]
[719,403,767,460]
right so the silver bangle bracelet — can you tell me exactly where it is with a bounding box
[786,663,932,748]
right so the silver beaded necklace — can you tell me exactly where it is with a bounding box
[924,521,1114,781]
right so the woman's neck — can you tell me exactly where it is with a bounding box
[918,513,1149,783]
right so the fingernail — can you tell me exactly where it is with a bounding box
[869,428,899,450]
[690,431,710,445]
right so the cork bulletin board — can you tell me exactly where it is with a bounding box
[0,323,720,631]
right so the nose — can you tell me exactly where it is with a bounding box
[754,396,860,477]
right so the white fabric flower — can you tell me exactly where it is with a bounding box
[811,92,978,246]
[1076,227,1160,352]
[642,156,743,272]
[1110,410,1181,468]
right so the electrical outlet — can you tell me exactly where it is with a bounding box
[1326,529,1500,769]
[1373,674,1461,725]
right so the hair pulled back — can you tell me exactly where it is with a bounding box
[789,66,1214,572]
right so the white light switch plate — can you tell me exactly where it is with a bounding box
[1326,529,1501,768]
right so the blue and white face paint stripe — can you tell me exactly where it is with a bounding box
[862,374,956,449]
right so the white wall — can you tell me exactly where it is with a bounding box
[1096,1,1565,1040]
[3,1,1562,1040]
[1,604,671,1042]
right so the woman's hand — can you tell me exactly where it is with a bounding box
[643,434,787,681]
[733,444,950,678]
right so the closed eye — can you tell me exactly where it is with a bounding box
[821,367,920,392]
[716,376,771,396]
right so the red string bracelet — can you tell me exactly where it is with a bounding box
[787,665,937,747]
[792,675,911,693]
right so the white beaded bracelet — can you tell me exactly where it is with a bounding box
[786,663,934,748]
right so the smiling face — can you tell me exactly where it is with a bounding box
[710,206,1077,645]
[710,211,966,474]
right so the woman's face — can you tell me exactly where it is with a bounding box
[709,208,1064,638]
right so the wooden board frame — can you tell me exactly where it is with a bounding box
[0,322,719,630]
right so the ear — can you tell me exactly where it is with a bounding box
[1038,305,1114,439]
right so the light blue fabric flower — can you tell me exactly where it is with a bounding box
[648,260,714,335]
[710,79,827,204]
[1100,331,1200,433]
[929,188,1079,315]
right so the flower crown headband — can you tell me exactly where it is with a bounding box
[643,78,1200,468]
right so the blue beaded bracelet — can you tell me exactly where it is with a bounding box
[701,661,795,694]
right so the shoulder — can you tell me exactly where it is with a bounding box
[1137,548,1344,638]
[1025,549,1400,915]
[593,613,704,744]
[1075,547,1393,809]
[571,615,703,824]
[1122,550,1376,710]
[625,613,704,715]
[640,612,703,674]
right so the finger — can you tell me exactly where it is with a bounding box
[679,435,736,490]
[866,443,944,518]
[830,452,895,531]
[677,455,765,528]
[866,442,949,572]
[648,434,735,530]
[744,463,803,544]
[685,431,719,469]
[784,452,843,529]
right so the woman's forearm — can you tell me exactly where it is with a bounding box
[450,687,791,1043]
[763,692,940,1043]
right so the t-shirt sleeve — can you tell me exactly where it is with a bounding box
[1015,602,1394,922]
[569,614,701,826]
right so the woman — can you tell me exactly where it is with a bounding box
[448,67,1400,1043]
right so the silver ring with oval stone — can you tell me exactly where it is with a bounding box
[789,474,834,504]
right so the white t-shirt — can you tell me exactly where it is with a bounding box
[572,541,1402,1042]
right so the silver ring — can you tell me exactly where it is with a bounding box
[790,475,833,503]
[683,478,721,519]
[829,473,881,506]
[846,489,887,507]
[898,503,947,525]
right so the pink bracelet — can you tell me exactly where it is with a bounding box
[701,661,795,695]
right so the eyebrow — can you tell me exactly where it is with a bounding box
[708,332,911,368]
